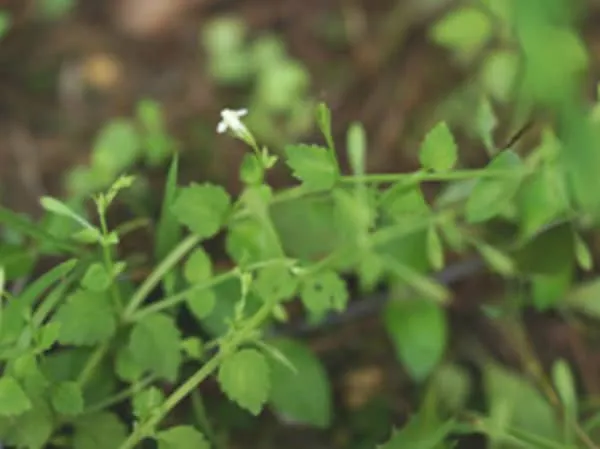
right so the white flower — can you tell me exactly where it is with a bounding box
[217,108,249,135]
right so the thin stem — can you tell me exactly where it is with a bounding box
[83,375,157,415]
[77,342,110,387]
[123,234,200,320]
[340,167,522,185]
[128,258,296,323]
[98,211,123,314]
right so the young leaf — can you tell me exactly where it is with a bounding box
[172,182,232,239]
[155,155,183,295]
[54,290,117,346]
[300,271,349,315]
[156,425,210,449]
[218,348,270,415]
[240,153,264,185]
[80,263,111,292]
[474,241,515,276]
[186,290,216,321]
[284,144,339,191]
[0,376,32,416]
[426,225,444,271]
[347,122,366,176]
[419,121,458,172]
[40,197,99,236]
[183,247,213,284]
[132,386,165,421]
[253,264,298,303]
[268,339,332,428]
[384,299,448,382]
[466,150,524,223]
[73,412,127,449]
[316,102,335,151]
[552,359,577,439]
[51,381,84,416]
[574,233,593,271]
[129,313,182,382]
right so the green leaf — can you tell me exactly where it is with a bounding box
[564,277,600,319]
[40,197,99,235]
[465,150,524,223]
[268,339,332,428]
[183,247,213,284]
[380,183,430,221]
[574,233,593,271]
[378,418,455,449]
[218,348,270,415]
[300,271,349,315]
[54,290,116,346]
[517,164,568,238]
[473,241,514,276]
[0,376,32,416]
[91,119,141,175]
[430,6,493,60]
[132,386,164,421]
[240,153,264,185]
[155,155,183,294]
[316,102,335,151]
[552,359,577,439]
[172,183,232,239]
[0,12,11,39]
[128,313,182,382]
[419,121,458,172]
[426,225,444,271]
[432,363,471,413]
[484,363,560,444]
[475,96,498,154]
[73,412,127,449]
[384,299,447,382]
[156,425,210,449]
[1,398,53,449]
[284,144,339,191]
[480,50,519,102]
[186,290,216,321]
[80,263,111,292]
[347,122,366,176]
[532,267,572,311]
[51,381,84,416]
[253,264,298,303]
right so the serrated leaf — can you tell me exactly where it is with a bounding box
[156,425,210,449]
[172,182,232,239]
[300,271,349,315]
[80,263,111,292]
[183,247,213,284]
[268,339,332,428]
[419,121,458,172]
[1,398,53,449]
[218,348,270,415]
[384,299,447,382]
[0,376,32,416]
[253,264,298,303]
[466,150,524,223]
[284,144,339,191]
[51,381,84,416]
[129,313,182,382]
[73,412,127,449]
[54,290,116,346]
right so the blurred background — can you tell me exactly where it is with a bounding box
[3,0,600,448]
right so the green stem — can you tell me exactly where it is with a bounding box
[128,258,295,323]
[340,168,521,185]
[77,342,110,387]
[118,290,282,449]
[123,234,200,321]
[83,375,157,415]
[98,211,123,313]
